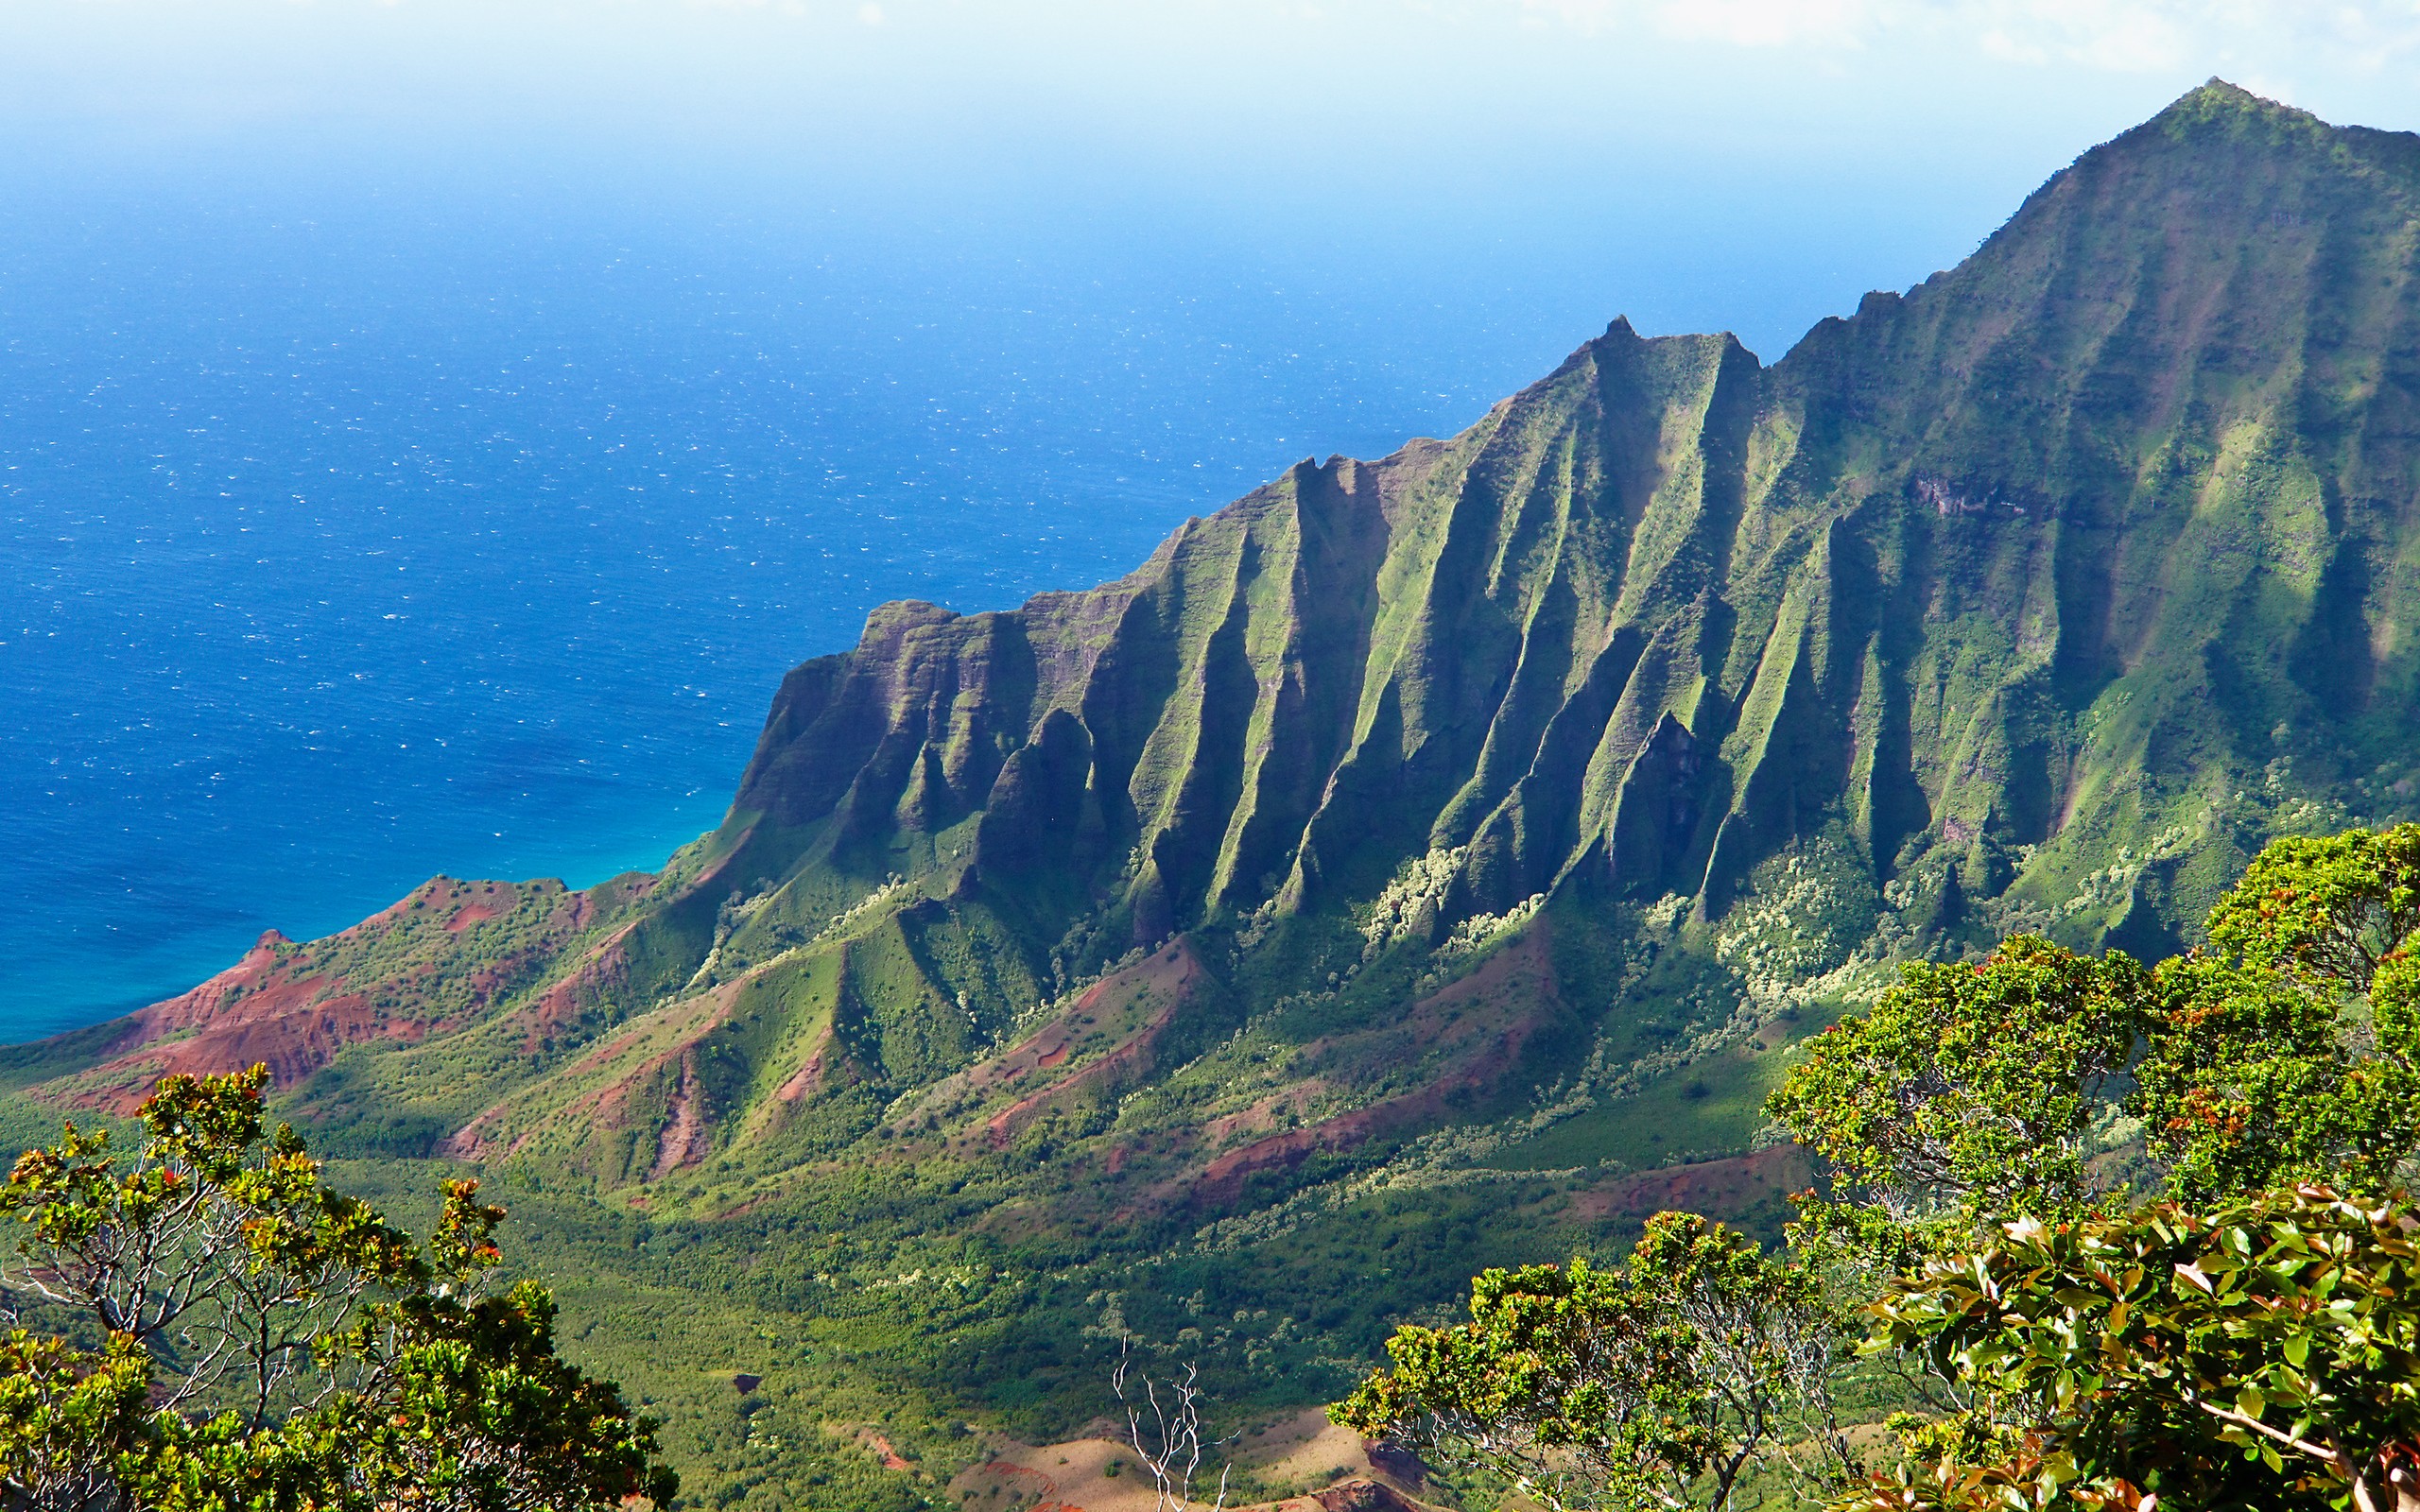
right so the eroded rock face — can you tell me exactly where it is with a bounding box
[735,85,2420,955]
[26,83,2420,1227]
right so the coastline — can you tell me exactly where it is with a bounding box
[0,786,731,1046]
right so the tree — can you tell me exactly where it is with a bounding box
[0,1065,676,1512]
[1762,936,2151,1227]
[1837,1185,2420,1512]
[1745,827,2420,1510]
[0,1332,150,1512]
[1344,824,2420,1512]
[2202,825,2420,992]
[1112,1340,1233,1512]
[1769,828,2420,1218]
[2135,825,2420,1202]
[1333,1212,1852,1512]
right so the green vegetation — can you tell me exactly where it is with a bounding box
[1854,1187,2420,1511]
[1335,1214,1847,1512]
[12,79,2420,1509]
[0,1067,674,1511]
[1766,938,2150,1220]
[1346,823,2420,1510]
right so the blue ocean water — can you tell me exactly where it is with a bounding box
[0,151,2005,1040]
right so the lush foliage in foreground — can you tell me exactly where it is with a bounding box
[0,1066,675,1512]
[1342,823,2420,1512]
[1334,1212,1849,1511]
[1858,1185,2420,1512]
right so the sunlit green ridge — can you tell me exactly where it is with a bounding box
[13,79,2420,1509]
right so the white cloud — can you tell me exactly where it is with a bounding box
[1511,0,2420,72]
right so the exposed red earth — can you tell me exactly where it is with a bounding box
[970,941,1208,1152]
[1162,926,1564,1211]
[32,876,615,1116]
[948,1408,1435,1512]
[443,978,740,1165]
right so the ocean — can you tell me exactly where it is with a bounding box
[0,149,1982,1040]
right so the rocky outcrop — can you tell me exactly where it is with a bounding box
[721,82,2420,963]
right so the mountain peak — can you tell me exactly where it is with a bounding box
[2139,77,2332,147]
[2178,77,2279,112]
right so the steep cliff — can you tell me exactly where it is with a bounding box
[21,81,2420,1230]
[705,82,2420,972]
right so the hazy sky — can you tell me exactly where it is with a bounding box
[5,1,2420,356]
[9,2,2416,157]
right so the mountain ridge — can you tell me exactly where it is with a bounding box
[26,82,2420,1197]
[15,94,2420,1495]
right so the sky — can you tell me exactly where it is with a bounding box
[5,1,2419,364]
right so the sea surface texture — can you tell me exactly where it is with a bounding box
[2,168,1702,1039]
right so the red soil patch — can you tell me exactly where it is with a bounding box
[648,1051,714,1180]
[445,902,507,932]
[1167,927,1563,1211]
[951,1418,1433,1512]
[1281,1480,1430,1512]
[967,1457,1060,1504]
[851,1431,912,1472]
[1196,1078,1333,1148]
[444,981,740,1166]
[471,919,637,1057]
[774,1031,835,1103]
[962,1472,1426,1512]
[41,932,426,1115]
[35,875,613,1116]
[898,939,1208,1152]
[977,943,1205,1151]
[444,842,778,1163]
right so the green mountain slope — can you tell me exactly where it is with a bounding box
[14,80,2420,1509]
